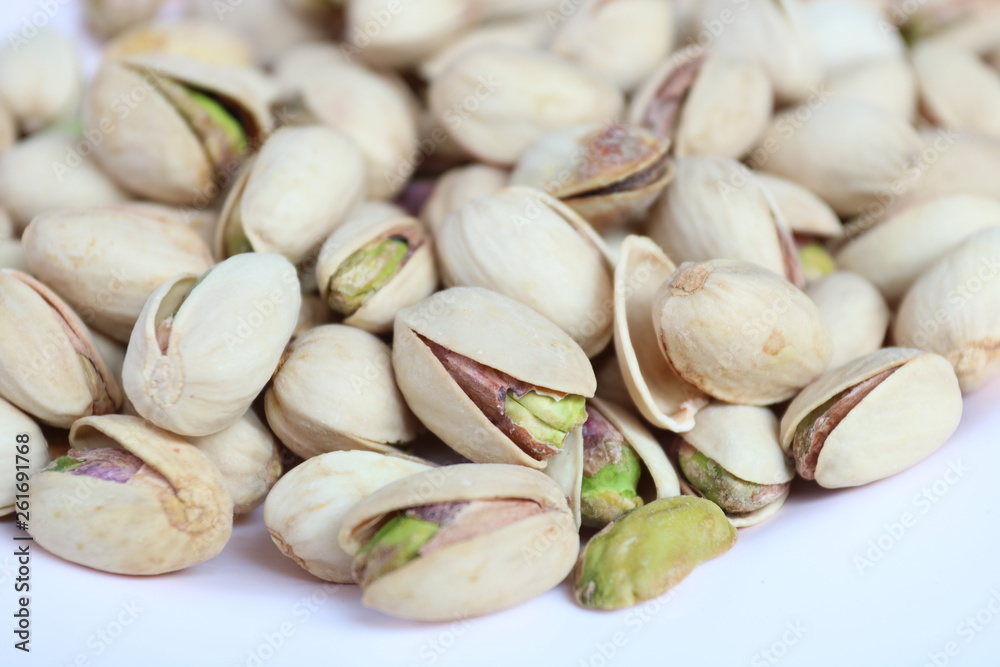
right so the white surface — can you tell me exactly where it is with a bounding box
[4,3,1000,666]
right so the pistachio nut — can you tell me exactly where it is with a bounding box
[85,0,164,40]
[419,15,549,82]
[428,46,624,165]
[22,209,214,342]
[122,253,301,437]
[339,463,578,621]
[393,287,596,469]
[0,270,123,428]
[509,123,673,231]
[189,410,282,515]
[613,236,708,431]
[315,211,437,334]
[806,271,890,371]
[673,403,794,528]
[99,200,219,248]
[265,325,420,460]
[825,56,917,121]
[654,259,833,406]
[216,126,366,263]
[803,0,905,77]
[893,227,1000,393]
[0,396,49,517]
[420,164,508,235]
[29,415,233,575]
[780,347,963,487]
[91,330,127,391]
[755,172,844,240]
[0,238,27,272]
[647,157,805,288]
[0,28,81,134]
[85,53,273,205]
[913,42,1000,138]
[189,0,329,65]
[574,495,736,610]
[437,187,614,356]
[272,42,347,95]
[264,450,431,583]
[628,49,772,160]
[103,18,255,66]
[894,129,1000,208]
[345,0,469,69]
[914,4,1000,53]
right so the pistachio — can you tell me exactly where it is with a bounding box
[104,19,255,66]
[824,57,917,121]
[574,496,736,610]
[326,238,408,315]
[84,0,165,40]
[0,28,81,134]
[419,15,549,82]
[677,443,784,513]
[346,0,469,69]
[420,164,508,235]
[803,0,905,77]
[895,129,1000,207]
[755,172,843,240]
[806,271,890,370]
[355,515,442,586]
[799,243,837,283]
[579,405,643,525]
[913,42,1000,138]
[0,397,49,517]
[189,0,328,65]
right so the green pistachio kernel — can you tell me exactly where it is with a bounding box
[354,515,439,586]
[327,238,409,316]
[677,441,785,514]
[504,391,587,449]
[580,442,643,527]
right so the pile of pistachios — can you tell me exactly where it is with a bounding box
[2,0,999,622]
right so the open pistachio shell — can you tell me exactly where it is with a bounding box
[613,236,708,431]
[755,172,844,239]
[265,450,431,583]
[779,348,963,488]
[265,325,420,460]
[540,427,585,527]
[0,270,123,428]
[806,271,890,371]
[393,287,596,469]
[29,415,233,575]
[338,464,578,621]
[0,397,48,516]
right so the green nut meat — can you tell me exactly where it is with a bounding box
[798,242,836,283]
[505,391,587,450]
[676,441,787,514]
[353,514,440,587]
[327,237,409,316]
[579,405,642,526]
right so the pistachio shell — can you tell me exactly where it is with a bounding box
[104,19,255,65]
[272,42,347,94]
[420,164,508,235]
[824,56,917,121]
[85,0,164,39]
[419,16,549,81]
[99,200,219,247]
[893,129,1000,207]
[755,173,844,239]
[0,397,48,516]
[0,28,81,133]
[338,463,578,621]
[346,0,470,68]
[189,0,329,65]
[913,42,1000,138]
[803,0,905,77]
[541,427,585,527]
[806,271,890,370]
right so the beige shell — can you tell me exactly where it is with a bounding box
[437,187,614,356]
[654,259,833,406]
[613,236,708,431]
[122,253,301,437]
[264,450,431,583]
[99,200,219,248]
[806,271,890,371]
[913,42,1000,138]
[216,126,366,263]
[420,164,508,235]
[0,270,123,428]
[265,325,420,460]
[0,396,48,516]
[315,212,438,334]
[338,463,578,621]
[272,42,347,95]
[188,0,328,65]
[779,348,963,488]
[22,209,214,342]
[803,0,905,77]
[84,0,164,39]
[825,56,917,121]
[345,0,471,69]
[628,49,772,160]
[189,410,282,514]
[427,46,624,165]
[837,194,1000,303]
[29,415,233,575]
[0,238,27,272]
[647,157,804,287]
[755,173,843,239]
[0,28,81,133]
[103,19,255,65]
[679,403,794,528]
[893,227,1000,393]
[393,287,596,470]
[893,129,1000,208]
[419,15,549,81]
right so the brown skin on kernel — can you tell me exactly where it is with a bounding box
[643,56,706,140]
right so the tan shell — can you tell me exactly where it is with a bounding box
[806,271,890,371]
[755,173,843,239]
[338,463,578,621]
[84,0,164,40]
[29,415,233,575]
[825,56,917,121]
[654,259,833,406]
[264,450,431,583]
[779,348,963,488]
[613,236,708,431]
[265,325,420,460]
[894,129,1000,207]
[122,253,301,437]
[913,42,1000,138]
[188,0,328,65]
[0,270,123,428]
[103,19,255,65]
[22,209,214,342]
[437,187,614,356]
[315,213,438,334]
[0,396,48,516]
[393,287,596,470]
[419,15,549,81]
[273,42,347,95]
[893,227,1000,393]
[0,28,81,133]
[420,164,508,235]
[803,0,905,77]
[99,200,220,247]
[345,0,471,68]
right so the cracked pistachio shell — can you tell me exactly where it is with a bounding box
[217,126,365,263]
[339,463,578,621]
[22,209,214,342]
[780,348,963,488]
[837,195,1000,303]
[825,56,917,121]
[123,253,301,437]
[265,325,420,460]
[755,173,843,239]
[264,450,431,583]
[803,0,904,77]
[29,415,234,575]
[420,164,508,235]
[393,287,596,469]
[0,28,81,133]
[806,271,890,371]
[86,53,273,205]
[84,0,164,40]
[628,49,772,159]
[428,46,624,166]
[0,270,123,428]
[419,15,549,81]
[509,123,673,231]
[189,410,281,514]
[677,403,794,528]
[346,0,470,68]
[654,259,832,406]
[647,157,804,287]
[893,228,1000,393]
[613,236,708,431]
[104,19,255,66]
[437,187,614,356]
[315,212,437,334]
[0,238,27,272]
[914,43,1000,138]
[0,397,48,516]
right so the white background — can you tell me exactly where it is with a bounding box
[2,2,1000,666]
